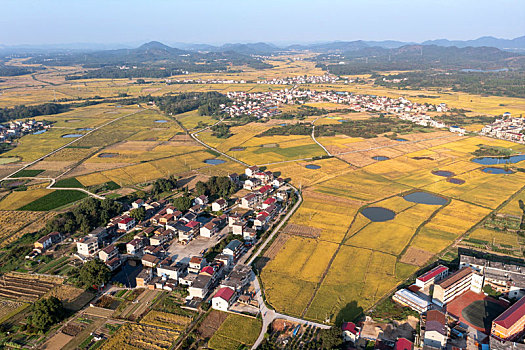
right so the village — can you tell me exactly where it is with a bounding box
[27,165,292,316]
[334,249,525,350]
[481,113,525,143]
[0,119,51,143]
[222,89,464,134]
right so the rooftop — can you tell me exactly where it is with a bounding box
[493,295,525,329]
[418,265,449,283]
[436,267,472,289]
[214,287,235,302]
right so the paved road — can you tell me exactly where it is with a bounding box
[247,188,302,266]
[251,273,329,349]
[191,121,249,167]
[311,117,332,156]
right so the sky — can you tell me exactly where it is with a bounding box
[1,0,524,46]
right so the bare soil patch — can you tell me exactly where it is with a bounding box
[400,247,434,266]
[197,310,229,339]
[283,223,321,238]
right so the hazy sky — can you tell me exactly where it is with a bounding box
[1,0,524,46]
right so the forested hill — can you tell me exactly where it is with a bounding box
[316,45,525,74]
[24,41,273,75]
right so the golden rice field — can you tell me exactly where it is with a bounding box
[208,314,262,350]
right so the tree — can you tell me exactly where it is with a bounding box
[130,207,146,222]
[319,327,343,349]
[79,259,111,288]
[28,297,65,332]
[195,181,208,196]
[173,196,192,212]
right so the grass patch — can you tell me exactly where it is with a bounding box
[53,177,85,188]
[11,169,44,178]
[18,190,88,211]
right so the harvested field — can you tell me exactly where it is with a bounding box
[282,223,321,238]
[0,210,51,247]
[197,310,229,339]
[101,323,179,350]
[0,274,59,301]
[399,247,435,266]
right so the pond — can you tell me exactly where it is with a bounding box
[229,147,245,152]
[361,207,396,222]
[432,170,455,177]
[111,260,143,288]
[76,127,93,131]
[412,156,434,161]
[155,120,168,123]
[471,154,525,165]
[66,119,81,123]
[372,156,389,161]
[447,178,465,185]
[279,123,287,126]
[32,129,47,135]
[204,159,226,165]
[482,167,514,174]
[61,133,83,138]
[403,192,447,205]
[395,138,408,142]
[305,164,321,169]
[98,153,119,158]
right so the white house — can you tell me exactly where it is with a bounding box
[211,287,235,311]
[211,199,227,212]
[194,195,208,206]
[118,217,135,231]
[245,166,259,177]
[200,221,218,238]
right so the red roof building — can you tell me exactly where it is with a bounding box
[214,287,235,302]
[492,295,525,340]
[395,338,413,350]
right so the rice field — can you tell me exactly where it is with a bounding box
[208,314,262,350]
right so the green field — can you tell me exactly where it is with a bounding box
[18,190,88,211]
[52,177,85,188]
[10,169,44,178]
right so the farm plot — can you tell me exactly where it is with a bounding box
[314,170,410,203]
[197,310,229,340]
[1,128,76,162]
[175,109,216,130]
[261,237,338,316]
[0,274,58,302]
[208,314,262,350]
[140,310,191,331]
[101,323,179,350]
[410,200,491,257]
[288,190,359,242]
[346,200,440,256]
[282,223,321,238]
[0,189,54,210]
[267,157,353,188]
[305,247,413,323]
[0,210,47,246]
[0,299,27,323]
[18,190,88,211]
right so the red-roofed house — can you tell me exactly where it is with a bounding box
[259,185,272,196]
[212,287,235,311]
[491,295,525,340]
[262,197,276,209]
[201,265,215,276]
[118,217,135,231]
[342,322,360,343]
[395,338,413,350]
[416,265,449,289]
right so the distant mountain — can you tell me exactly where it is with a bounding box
[423,36,525,51]
[219,42,279,54]
[320,44,525,73]
[287,40,369,52]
